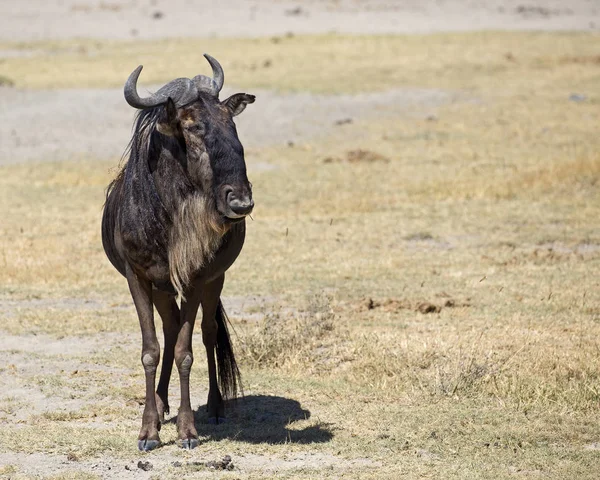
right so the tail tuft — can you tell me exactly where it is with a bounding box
[215,299,242,400]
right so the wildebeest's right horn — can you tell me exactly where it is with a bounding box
[192,54,225,97]
[204,54,224,94]
[124,65,199,109]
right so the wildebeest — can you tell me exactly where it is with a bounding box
[101,54,255,450]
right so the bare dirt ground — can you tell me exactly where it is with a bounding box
[0,86,456,164]
[1,1,599,479]
[0,0,597,166]
[3,0,600,41]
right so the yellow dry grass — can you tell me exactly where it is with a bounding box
[0,32,599,94]
[0,32,599,479]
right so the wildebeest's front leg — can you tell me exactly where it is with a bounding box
[200,275,226,423]
[153,290,179,423]
[125,264,161,451]
[175,288,202,449]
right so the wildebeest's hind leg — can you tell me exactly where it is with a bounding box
[174,287,202,449]
[200,275,241,424]
[125,264,161,451]
[153,290,179,423]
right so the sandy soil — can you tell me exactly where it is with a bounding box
[1,0,597,166]
[3,0,599,41]
[0,86,456,164]
[0,451,375,479]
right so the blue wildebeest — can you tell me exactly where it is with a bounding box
[101,54,255,450]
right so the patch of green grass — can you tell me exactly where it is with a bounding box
[0,74,14,87]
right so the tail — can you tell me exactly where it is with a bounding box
[215,299,242,400]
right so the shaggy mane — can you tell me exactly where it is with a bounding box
[105,106,226,296]
[169,192,225,297]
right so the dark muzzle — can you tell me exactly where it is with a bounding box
[226,189,254,217]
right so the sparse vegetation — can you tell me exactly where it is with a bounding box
[0,74,14,87]
[1,32,599,94]
[0,31,599,478]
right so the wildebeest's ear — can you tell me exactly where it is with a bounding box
[156,97,180,136]
[222,93,256,117]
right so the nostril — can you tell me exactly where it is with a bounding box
[228,196,254,215]
[225,187,235,204]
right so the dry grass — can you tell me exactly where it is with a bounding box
[0,32,599,94]
[0,31,599,478]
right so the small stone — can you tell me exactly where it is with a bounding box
[569,93,586,102]
[285,7,303,16]
[334,118,353,126]
[137,460,153,471]
[417,302,441,314]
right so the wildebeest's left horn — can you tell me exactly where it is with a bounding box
[192,54,224,96]
[124,65,199,109]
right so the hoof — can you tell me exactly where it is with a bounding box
[138,439,160,451]
[180,438,199,449]
[208,416,228,425]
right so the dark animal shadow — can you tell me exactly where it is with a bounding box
[190,395,334,444]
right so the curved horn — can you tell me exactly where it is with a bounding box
[124,65,200,109]
[204,53,224,94]
[192,54,225,96]
[124,65,162,109]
